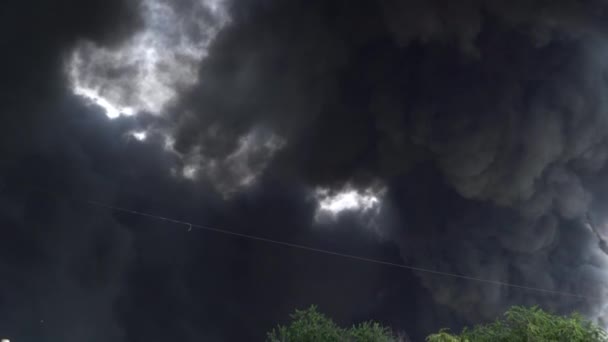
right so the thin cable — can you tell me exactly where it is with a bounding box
[85,199,598,301]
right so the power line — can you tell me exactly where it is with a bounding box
[1,181,599,300]
[84,199,598,301]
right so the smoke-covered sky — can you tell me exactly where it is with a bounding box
[4,0,608,340]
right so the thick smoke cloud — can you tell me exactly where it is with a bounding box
[5,0,608,340]
[161,0,608,330]
[0,3,399,341]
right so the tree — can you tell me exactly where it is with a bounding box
[266,305,401,342]
[426,306,608,342]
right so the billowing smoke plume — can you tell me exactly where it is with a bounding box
[153,0,608,328]
[6,0,608,340]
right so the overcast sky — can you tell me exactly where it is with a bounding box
[3,0,608,340]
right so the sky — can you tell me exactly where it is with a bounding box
[3,0,608,340]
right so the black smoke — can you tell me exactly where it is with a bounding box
[3,0,608,341]
[166,0,608,327]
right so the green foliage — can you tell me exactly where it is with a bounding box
[425,329,461,342]
[348,321,396,342]
[266,305,398,342]
[426,306,608,342]
[269,305,607,342]
[267,306,343,342]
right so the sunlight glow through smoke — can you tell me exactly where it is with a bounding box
[67,0,229,118]
[72,85,136,119]
[129,130,148,141]
[314,185,385,222]
[318,190,379,213]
